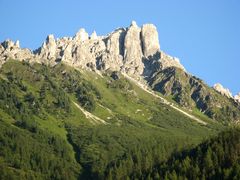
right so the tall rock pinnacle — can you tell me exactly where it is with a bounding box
[74,28,89,43]
[38,34,57,60]
[141,24,160,57]
[123,21,143,75]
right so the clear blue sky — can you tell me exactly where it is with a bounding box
[1,0,239,94]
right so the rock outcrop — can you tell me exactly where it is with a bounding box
[123,21,144,75]
[159,51,185,71]
[141,24,160,57]
[235,93,240,103]
[38,34,57,61]
[213,83,233,98]
[0,39,33,66]
[74,28,89,43]
[0,21,186,79]
[99,28,125,71]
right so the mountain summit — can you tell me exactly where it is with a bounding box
[0,21,184,79]
[0,21,239,122]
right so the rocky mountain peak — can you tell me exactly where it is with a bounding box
[0,39,32,66]
[234,93,240,103]
[131,20,138,27]
[38,34,57,60]
[0,21,186,79]
[15,40,20,48]
[159,52,185,71]
[90,31,98,40]
[213,83,233,98]
[46,34,55,44]
[141,24,160,57]
[1,39,18,49]
[74,28,89,43]
[123,20,143,75]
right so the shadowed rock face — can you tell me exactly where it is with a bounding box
[0,21,185,80]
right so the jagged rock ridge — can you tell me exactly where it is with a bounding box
[213,83,233,98]
[0,21,184,80]
[212,84,240,104]
[0,21,238,105]
[235,93,240,103]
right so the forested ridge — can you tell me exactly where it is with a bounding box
[152,128,240,180]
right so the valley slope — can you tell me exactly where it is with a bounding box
[0,60,223,179]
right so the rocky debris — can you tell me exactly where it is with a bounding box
[213,83,233,98]
[0,21,187,80]
[234,93,240,103]
[141,24,160,57]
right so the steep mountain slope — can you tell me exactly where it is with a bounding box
[148,66,240,123]
[0,60,223,179]
[1,21,239,124]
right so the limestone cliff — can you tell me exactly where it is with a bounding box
[213,83,233,98]
[235,93,240,103]
[0,21,185,80]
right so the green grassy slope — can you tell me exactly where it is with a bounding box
[0,60,225,179]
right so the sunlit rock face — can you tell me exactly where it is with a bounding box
[141,23,160,57]
[123,21,144,75]
[0,21,188,80]
[213,83,233,98]
[0,39,33,67]
[235,93,240,103]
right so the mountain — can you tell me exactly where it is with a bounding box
[0,21,239,179]
[0,21,183,78]
[1,21,239,123]
[149,67,240,122]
